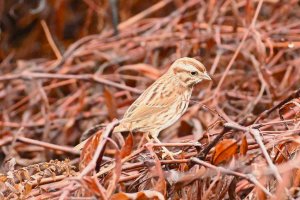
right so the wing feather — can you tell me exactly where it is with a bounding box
[122,75,179,122]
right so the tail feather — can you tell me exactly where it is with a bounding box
[113,124,128,133]
[74,140,88,151]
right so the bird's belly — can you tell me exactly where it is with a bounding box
[130,101,189,134]
[122,90,192,134]
[158,99,190,132]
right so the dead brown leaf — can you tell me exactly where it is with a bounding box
[79,130,103,171]
[24,182,32,196]
[213,139,238,165]
[107,148,122,198]
[111,192,129,200]
[103,87,118,120]
[82,176,102,196]
[120,133,134,158]
[293,168,300,188]
[279,99,300,120]
[245,0,254,25]
[111,191,164,200]
[240,135,248,156]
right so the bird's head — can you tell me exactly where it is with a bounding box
[169,57,211,87]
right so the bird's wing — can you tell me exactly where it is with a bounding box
[122,80,179,122]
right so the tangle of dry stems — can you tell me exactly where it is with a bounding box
[1,0,300,199]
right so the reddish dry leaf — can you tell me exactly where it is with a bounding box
[256,183,267,200]
[178,161,189,172]
[206,37,216,50]
[177,120,193,137]
[118,64,161,80]
[107,149,122,197]
[111,191,164,200]
[0,174,7,182]
[80,130,103,171]
[274,143,287,164]
[293,168,300,188]
[82,176,102,196]
[240,135,248,156]
[103,87,118,120]
[279,99,300,120]
[120,133,134,158]
[24,183,32,196]
[213,139,238,165]
[275,142,299,164]
[136,193,150,200]
[154,177,166,197]
[111,193,129,200]
[245,0,254,25]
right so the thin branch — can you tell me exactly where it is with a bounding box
[17,136,80,155]
[40,20,62,60]
[190,157,273,197]
[0,72,142,94]
[213,0,264,100]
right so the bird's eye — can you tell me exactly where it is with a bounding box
[190,71,198,76]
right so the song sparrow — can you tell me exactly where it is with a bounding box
[76,57,211,158]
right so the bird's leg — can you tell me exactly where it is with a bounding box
[145,134,152,142]
[150,134,175,160]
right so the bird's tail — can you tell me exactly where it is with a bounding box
[112,124,128,133]
[74,140,88,151]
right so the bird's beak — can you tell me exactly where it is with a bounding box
[201,72,212,80]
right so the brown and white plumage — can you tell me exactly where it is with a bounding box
[114,57,211,135]
[75,57,211,152]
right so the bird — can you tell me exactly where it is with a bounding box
[75,57,211,159]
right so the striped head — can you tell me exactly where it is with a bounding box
[169,57,211,87]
